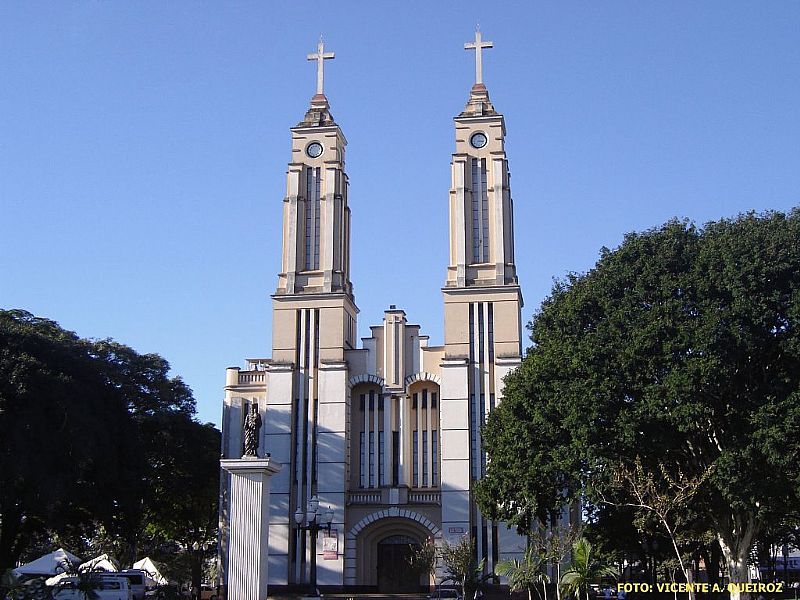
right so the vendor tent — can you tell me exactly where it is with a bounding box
[13,549,82,578]
[131,557,167,585]
[79,554,118,573]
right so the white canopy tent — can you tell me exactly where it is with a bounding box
[13,549,82,578]
[132,557,168,586]
[79,554,118,573]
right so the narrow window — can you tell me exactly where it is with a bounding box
[468,304,475,363]
[313,167,321,268]
[379,431,385,486]
[471,159,481,262]
[488,303,495,360]
[471,158,489,263]
[481,158,489,260]
[304,167,321,270]
[412,430,419,487]
[369,431,375,487]
[422,430,428,487]
[359,432,365,488]
[432,430,439,486]
[478,303,485,359]
[392,431,400,486]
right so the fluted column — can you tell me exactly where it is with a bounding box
[221,458,282,600]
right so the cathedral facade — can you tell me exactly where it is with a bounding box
[219,34,527,593]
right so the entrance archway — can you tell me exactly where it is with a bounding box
[348,511,440,590]
[377,535,420,593]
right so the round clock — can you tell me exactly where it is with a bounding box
[470,132,487,149]
[306,142,323,158]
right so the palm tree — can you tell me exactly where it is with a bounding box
[496,545,550,600]
[559,538,616,600]
[440,537,494,600]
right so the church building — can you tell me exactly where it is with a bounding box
[219,32,529,593]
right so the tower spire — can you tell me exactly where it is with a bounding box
[307,37,335,97]
[299,37,336,128]
[464,28,493,86]
[461,29,496,117]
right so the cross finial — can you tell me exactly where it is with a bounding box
[307,38,335,96]
[464,29,493,85]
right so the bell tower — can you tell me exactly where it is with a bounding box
[266,39,354,587]
[276,41,353,302]
[440,30,524,572]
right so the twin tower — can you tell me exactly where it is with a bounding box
[219,32,525,594]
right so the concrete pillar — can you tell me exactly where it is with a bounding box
[221,458,282,600]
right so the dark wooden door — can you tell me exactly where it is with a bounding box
[377,538,420,593]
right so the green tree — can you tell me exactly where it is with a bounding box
[0,309,220,583]
[559,538,615,600]
[143,414,221,594]
[407,537,437,582]
[440,537,493,600]
[496,544,550,600]
[476,210,800,600]
[0,310,132,573]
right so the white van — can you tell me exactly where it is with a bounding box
[52,575,132,600]
[111,570,150,600]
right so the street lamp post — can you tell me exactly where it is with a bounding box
[294,496,334,597]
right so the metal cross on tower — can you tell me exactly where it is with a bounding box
[464,29,493,85]
[307,38,335,96]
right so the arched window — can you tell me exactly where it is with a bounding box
[350,384,384,489]
[407,382,440,488]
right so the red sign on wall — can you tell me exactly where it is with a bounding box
[323,529,338,560]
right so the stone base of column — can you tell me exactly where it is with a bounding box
[221,457,282,600]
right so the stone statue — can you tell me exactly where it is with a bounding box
[243,405,262,457]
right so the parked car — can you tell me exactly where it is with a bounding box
[111,570,150,600]
[52,576,131,600]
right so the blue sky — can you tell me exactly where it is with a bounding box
[2,2,798,426]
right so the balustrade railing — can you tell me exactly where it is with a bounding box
[237,372,266,384]
[347,491,382,505]
[408,490,441,504]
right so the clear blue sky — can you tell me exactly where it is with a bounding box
[2,2,798,426]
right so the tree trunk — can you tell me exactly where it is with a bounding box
[709,541,722,587]
[555,563,561,600]
[191,552,203,600]
[718,524,756,600]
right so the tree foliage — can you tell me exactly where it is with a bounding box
[0,309,220,584]
[559,538,616,600]
[496,544,550,600]
[476,210,800,597]
[440,537,494,600]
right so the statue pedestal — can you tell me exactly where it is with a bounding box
[221,457,282,600]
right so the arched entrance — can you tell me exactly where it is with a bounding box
[377,535,421,593]
[348,512,439,591]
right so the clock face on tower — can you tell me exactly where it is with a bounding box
[306,142,323,158]
[470,132,487,149]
